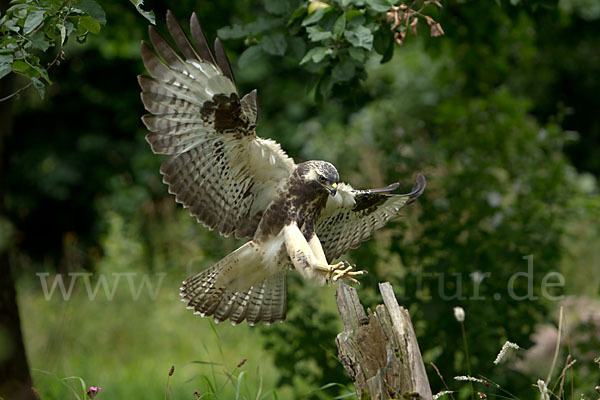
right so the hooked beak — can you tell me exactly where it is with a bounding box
[328,182,337,197]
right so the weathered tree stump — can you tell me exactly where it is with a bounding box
[335,281,433,400]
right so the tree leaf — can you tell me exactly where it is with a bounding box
[348,46,366,62]
[128,0,154,25]
[12,59,29,73]
[76,0,106,25]
[344,26,374,50]
[365,0,395,12]
[218,24,248,40]
[317,75,333,99]
[57,23,66,45]
[31,76,45,99]
[0,63,12,80]
[307,26,333,42]
[373,27,391,55]
[246,17,283,35]
[261,33,287,56]
[265,0,289,15]
[79,15,101,34]
[302,7,326,26]
[287,36,306,59]
[23,10,45,35]
[29,31,50,51]
[0,54,14,65]
[288,5,307,25]
[307,1,330,15]
[343,10,363,21]
[300,46,332,64]
[380,34,394,63]
[333,14,346,38]
[332,59,356,82]
[238,45,263,69]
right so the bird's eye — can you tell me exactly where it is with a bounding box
[318,175,326,183]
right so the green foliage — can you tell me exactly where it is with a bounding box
[0,0,156,99]
[5,0,600,398]
[217,0,444,99]
[0,0,107,98]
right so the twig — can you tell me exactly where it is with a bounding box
[0,82,34,102]
[430,362,456,400]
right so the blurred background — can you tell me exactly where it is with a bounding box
[1,0,600,398]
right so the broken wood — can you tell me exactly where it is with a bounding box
[335,281,433,400]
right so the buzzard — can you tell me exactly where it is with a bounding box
[139,11,426,326]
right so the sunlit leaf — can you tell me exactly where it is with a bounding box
[344,26,373,50]
[12,59,29,73]
[23,10,45,35]
[79,16,101,34]
[307,26,333,42]
[57,23,66,45]
[300,46,332,64]
[302,7,326,26]
[128,0,154,25]
[307,1,330,15]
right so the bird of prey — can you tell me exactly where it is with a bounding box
[138,11,426,326]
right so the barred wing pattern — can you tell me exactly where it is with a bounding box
[139,11,295,239]
[316,174,426,261]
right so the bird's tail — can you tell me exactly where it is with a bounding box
[180,250,287,325]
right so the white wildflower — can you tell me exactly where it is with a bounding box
[537,379,550,400]
[433,391,453,400]
[493,341,520,365]
[453,306,465,322]
[454,375,485,384]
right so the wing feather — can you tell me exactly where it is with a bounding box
[139,12,295,238]
[190,12,217,65]
[316,174,426,261]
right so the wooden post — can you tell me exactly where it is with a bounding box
[335,281,433,400]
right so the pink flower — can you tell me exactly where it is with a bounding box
[87,386,102,399]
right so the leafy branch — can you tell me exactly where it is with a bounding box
[217,0,445,99]
[0,0,155,101]
[0,0,107,99]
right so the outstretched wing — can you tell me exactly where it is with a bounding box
[139,11,295,239]
[315,174,426,261]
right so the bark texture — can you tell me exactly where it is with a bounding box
[335,281,433,400]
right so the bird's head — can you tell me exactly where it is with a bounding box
[297,161,339,197]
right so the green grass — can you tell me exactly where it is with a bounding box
[18,274,291,399]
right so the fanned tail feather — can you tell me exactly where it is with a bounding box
[181,265,286,326]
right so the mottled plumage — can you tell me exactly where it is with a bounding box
[139,12,426,325]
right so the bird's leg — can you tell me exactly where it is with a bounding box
[311,261,367,284]
[283,224,366,285]
[331,261,367,284]
[307,234,366,284]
